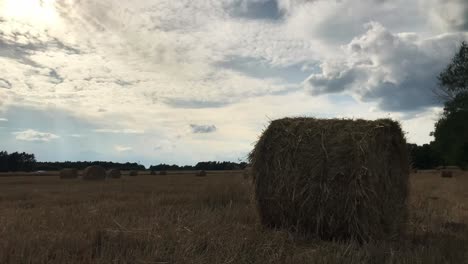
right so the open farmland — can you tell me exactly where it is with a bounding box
[0,170,467,264]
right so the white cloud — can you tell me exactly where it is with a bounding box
[421,0,468,32]
[284,0,425,48]
[114,145,132,152]
[306,22,468,111]
[13,129,59,142]
[0,118,7,122]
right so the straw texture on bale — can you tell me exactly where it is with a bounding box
[196,170,207,177]
[159,170,167,175]
[129,170,138,177]
[107,169,121,179]
[83,165,106,181]
[249,118,409,242]
[441,170,453,178]
[59,168,78,179]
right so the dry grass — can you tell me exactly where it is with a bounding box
[0,171,467,263]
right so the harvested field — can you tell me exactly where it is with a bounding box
[0,170,467,263]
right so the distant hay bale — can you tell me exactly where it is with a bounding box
[83,165,106,181]
[59,168,78,179]
[129,170,138,177]
[441,170,453,178]
[150,170,156,175]
[159,170,167,175]
[249,118,409,242]
[107,169,121,179]
[196,170,207,177]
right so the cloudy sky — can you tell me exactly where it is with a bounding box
[0,0,467,166]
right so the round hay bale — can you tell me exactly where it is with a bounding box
[159,170,168,175]
[59,168,78,179]
[129,170,138,177]
[107,169,121,179]
[250,118,409,242]
[83,165,106,181]
[196,170,207,177]
[441,170,453,178]
[150,170,156,175]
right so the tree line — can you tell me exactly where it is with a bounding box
[0,152,146,172]
[149,161,249,171]
[0,151,36,172]
[0,151,248,172]
[35,161,146,171]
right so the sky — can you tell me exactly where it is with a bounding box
[0,0,467,166]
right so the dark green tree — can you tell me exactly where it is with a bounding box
[407,143,441,169]
[0,151,9,172]
[433,41,468,168]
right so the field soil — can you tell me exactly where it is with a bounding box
[0,170,467,263]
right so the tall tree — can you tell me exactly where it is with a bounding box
[433,42,468,167]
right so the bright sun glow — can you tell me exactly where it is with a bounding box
[1,0,59,26]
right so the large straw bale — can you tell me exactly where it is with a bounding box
[249,118,409,242]
[129,170,138,177]
[83,165,106,181]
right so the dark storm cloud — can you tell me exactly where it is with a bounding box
[307,69,359,94]
[307,65,441,113]
[190,124,217,134]
[360,79,440,112]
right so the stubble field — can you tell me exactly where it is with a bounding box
[0,170,467,264]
